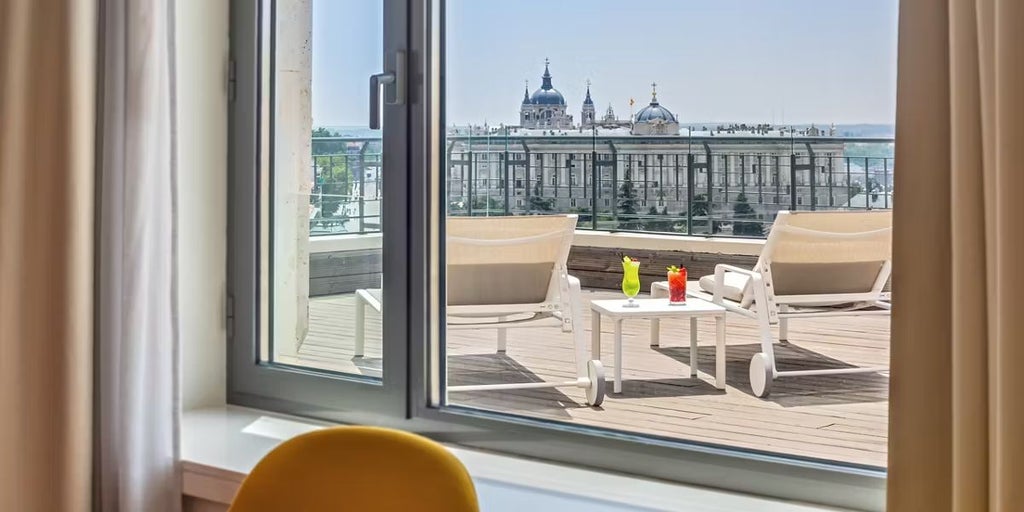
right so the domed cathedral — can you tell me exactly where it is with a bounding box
[520,59,574,129]
[631,83,680,135]
[581,80,596,127]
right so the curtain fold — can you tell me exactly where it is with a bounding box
[0,1,96,511]
[95,0,181,510]
[889,0,1024,510]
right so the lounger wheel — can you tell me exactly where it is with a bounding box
[584,360,606,407]
[749,353,773,398]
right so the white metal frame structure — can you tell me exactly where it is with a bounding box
[354,215,602,403]
[669,210,892,397]
[443,214,606,405]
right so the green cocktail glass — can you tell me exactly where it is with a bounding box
[621,257,641,308]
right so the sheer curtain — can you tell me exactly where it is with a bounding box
[95,0,181,510]
[0,1,96,510]
[888,0,1024,510]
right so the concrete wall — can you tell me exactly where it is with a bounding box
[307,231,764,297]
[273,0,313,356]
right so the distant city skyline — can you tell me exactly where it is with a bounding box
[311,0,898,127]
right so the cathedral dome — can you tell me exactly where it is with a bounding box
[528,59,566,105]
[634,84,677,123]
[531,88,566,105]
[635,103,676,123]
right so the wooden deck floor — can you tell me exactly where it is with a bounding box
[283,288,890,468]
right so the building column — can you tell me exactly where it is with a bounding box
[273,0,312,358]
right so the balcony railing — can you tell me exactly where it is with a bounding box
[310,135,894,237]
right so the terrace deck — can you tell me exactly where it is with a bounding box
[283,288,890,467]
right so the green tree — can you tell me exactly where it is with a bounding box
[616,170,644,230]
[689,193,709,217]
[643,205,677,232]
[732,193,764,237]
[689,193,719,234]
[311,126,347,155]
[569,206,592,224]
[471,196,505,213]
[528,178,554,212]
[312,155,353,231]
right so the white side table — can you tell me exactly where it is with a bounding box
[590,297,726,393]
[354,288,382,357]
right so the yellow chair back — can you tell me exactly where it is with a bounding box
[228,426,479,512]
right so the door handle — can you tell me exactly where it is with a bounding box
[369,50,406,130]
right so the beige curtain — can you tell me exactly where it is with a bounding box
[888,0,1024,510]
[0,1,96,511]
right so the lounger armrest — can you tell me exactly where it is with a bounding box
[713,264,760,277]
[712,264,762,306]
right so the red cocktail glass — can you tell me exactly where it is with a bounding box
[667,266,687,305]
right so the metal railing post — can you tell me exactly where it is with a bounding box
[610,143,619,225]
[805,142,817,211]
[537,153,544,207]
[739,154,746,196]
[704,143,713,228]
[884,158,890,209]
[864,157,871,210]
[591,149,598,230]
[757,155,764,205]
[789,153,798,211]
[674,154,680,202]
[358,143,368,232]
[467,149,475,216]
[658,154,665,206]
[723,154,730,208]
[846,156,852,209]
[503,151,511,215]
[566,153,573,205]
[809,155,817,211]
[774,155,781,206]
[523,142,532,214]
[686,153,695,236]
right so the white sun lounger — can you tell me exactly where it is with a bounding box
[658,210,892,397]
[444,214,606,406]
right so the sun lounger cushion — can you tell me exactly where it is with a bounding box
[698,272,750,303]
[770,261,887,296]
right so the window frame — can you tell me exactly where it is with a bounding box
[227,0,410,420]
[226,0,888,509]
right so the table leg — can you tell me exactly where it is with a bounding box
[497,317,508,353]
[591,311,601,361]
[689,317,698,377]
[648,282,663,348]
[614,319,623,394]
[715,315,726,390]
[650,318,660,347]
[355,295,365,357]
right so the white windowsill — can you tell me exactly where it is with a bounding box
[182,406,849,512]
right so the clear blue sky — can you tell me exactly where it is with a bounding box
[311,0,898,127]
